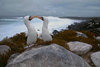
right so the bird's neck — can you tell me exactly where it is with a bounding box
[24,20,36,31]
[43,20,48,29]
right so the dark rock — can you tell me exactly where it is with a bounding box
[52,30,59,35]
[68,18,100,36]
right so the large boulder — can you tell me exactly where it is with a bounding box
[6,44,90,67]
[7,53,20,64]
[0,45,11,55]
[91,51,100,67]
[67,41,92,55]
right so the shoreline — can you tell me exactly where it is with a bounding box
[60,16,100,20]
[0,17,81,41]
[1,16,100,41]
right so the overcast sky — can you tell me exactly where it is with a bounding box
[0,0,100,17]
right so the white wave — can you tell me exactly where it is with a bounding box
[0,16,81,41]
[0,17,23,22]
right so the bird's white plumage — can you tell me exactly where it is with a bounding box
[41,17,52,42]
[24,16,37,46]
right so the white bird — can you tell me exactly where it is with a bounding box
[24,16,37,47]
[41,17,52,42]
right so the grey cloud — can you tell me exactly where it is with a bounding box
[0,0,100,17]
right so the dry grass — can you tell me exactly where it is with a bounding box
[36,37,69,50]
[0,30,99,52]
[52,38,69,50]
[0,32,26,67]
[10,32,27,46]
[81,30,96,38]
[53,30,100,51]
[53,30,77,41]
[0,32,26,53]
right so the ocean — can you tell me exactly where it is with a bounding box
[0,16,81,41]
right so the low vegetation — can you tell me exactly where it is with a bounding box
[0,33,26,67]
[0,29,100,67]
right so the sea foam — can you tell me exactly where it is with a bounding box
[0,16,81,41]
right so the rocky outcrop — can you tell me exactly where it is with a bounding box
[0,45,11,55]
[68,18,100,36]
[6,44,90,67]
[76,32,87,38]
[91,51,100,67]
[67,41,92,55]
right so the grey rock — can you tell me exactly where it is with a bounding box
[91,51,100,67]
[0,45,11,55]
[6,44,90,67]
[96,36,100,40]
[76,32,88,38]
[53,30,59,35]
[96,28,100,31]
[67,41,92,55]
[7,53,20,64]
